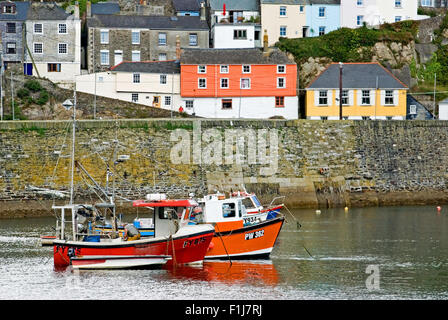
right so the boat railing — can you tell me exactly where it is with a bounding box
[269,196,285,207]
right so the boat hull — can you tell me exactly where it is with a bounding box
[205,216,284,260]
[70,255,171,270]
[53,227,214,269]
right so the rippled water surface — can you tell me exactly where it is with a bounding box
[1,206,447,300]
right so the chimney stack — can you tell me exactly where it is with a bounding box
[74,1,80,19]
[263,29,268,52]
[200,1,206,21]
[176,35,181,61]
[86,0,91,18]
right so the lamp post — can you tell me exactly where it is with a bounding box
[339,62,343,120]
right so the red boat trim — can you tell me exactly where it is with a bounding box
[246,205,283,214]
[53,229,215,249]
[133,199,197,207]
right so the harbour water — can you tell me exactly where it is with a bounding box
[0,205,447,300]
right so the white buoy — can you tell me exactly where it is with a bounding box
[437,206,442,212]
[316,210,321,215]
[344,206,349,211]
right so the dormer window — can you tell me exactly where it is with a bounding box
[3,4,16,14]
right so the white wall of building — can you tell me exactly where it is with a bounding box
[75,71,182,111]
[180,96,298,119]
[340,0,419,29]
[439,102,448,120]
[212,24,260,48]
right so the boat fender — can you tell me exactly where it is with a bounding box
[208,241,214,251]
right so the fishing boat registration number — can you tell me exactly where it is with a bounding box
[244,229,264,240]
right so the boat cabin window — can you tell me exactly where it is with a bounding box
[222,202,236,218]
[157,207,183,220]
[251,196,261,207]
[241,197,255,209]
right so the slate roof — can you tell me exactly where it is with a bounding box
[111,60,180,74]
[87,14,209,30]
[307,63,408,89]
[0,1,30,21]
[181,48,296,65]
[260,0,308,4]
[27,1,71,20]
[210,0,259,11]
[260,0,339,4]
[172,0,202,12]
[91,2,120,15]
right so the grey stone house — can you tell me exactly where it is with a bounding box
[0,0,30,67]
[24,1,81,86]
[86,12,209,73]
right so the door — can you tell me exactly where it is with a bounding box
[24,63,33,76]
[153,96,160,108]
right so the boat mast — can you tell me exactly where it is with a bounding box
[69,87,77,205]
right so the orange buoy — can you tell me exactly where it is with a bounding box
[437,206,442,212]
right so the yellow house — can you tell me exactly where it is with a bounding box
[305,62,408,120]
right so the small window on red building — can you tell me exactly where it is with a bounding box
[222,99,232,109]
[275,96,284,108]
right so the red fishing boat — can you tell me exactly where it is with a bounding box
[52,197,215,270]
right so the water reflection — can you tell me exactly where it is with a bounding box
[166,260,279,285]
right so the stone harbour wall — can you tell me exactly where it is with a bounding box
[1,119,448,217]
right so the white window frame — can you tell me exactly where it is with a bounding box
[58,23,67,34]
[185,100,194,109]
[58,43,68,54]
[33,42,43,54]
[100,29,109,44]
[385,90,395,105]
[131,30,140,44]
[164,96,172,106]
[280,6,286,16]
[277,65,286,73]
[318,90,328,105]
[100,50,109,65]
[279,25,286,36]
[131,93,139,102]
[242,65,251,74]
[189,33,198,46]
[158,53,167,61]
[160,74,167,84]
[133,73,140,83]
[395,0,402,8]
[220,78,229,89]
[277,77,286,88]
[361,90,371,105]
[198,78,207,89]
[132,50,141,62]
[318,7,326,18]
[34,23,43,34]
[220,65,229,73]
[357,15,364,26]
[240,78,251,89]
[158,32,167,46]
[198,65,206,73]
